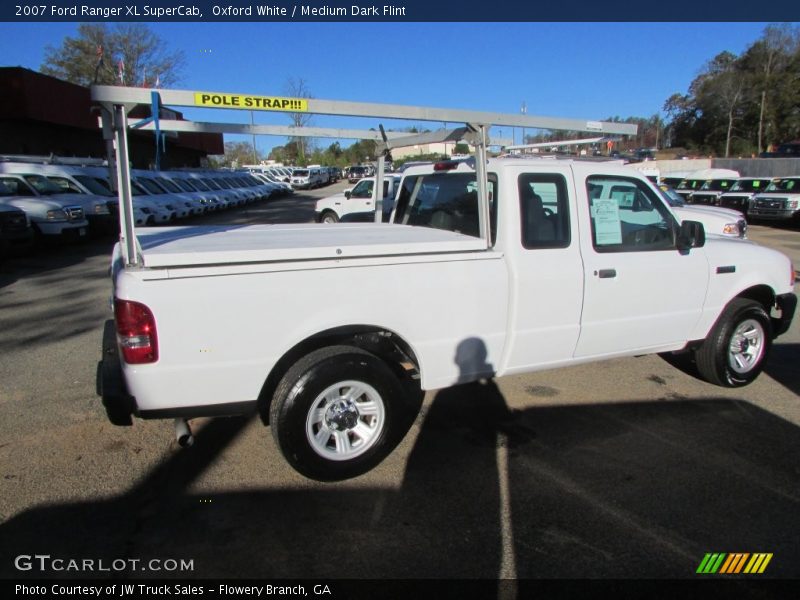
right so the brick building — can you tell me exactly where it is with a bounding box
[0,67,223,168]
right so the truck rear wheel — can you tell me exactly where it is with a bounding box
[270,345,407,481]
[695,298,772,387]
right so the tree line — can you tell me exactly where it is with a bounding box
[664,24,800,157]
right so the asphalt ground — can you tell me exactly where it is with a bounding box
[0,183,798,587]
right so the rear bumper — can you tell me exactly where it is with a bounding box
[773,293,797,338]
[96,319,135,425]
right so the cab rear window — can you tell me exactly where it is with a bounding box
[393,172,497,244]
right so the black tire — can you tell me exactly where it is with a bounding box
[695,298,772,387]
[320,211,339,224]
[270,345,409,481]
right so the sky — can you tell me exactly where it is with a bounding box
[0,21,779,156]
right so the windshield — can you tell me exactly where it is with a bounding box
[699,179,736,192]
[134,178,166,195]
[155,177,182,193]
[730,179,767,192]
[764,178,800,193]
[172,178,197,193]
[187,178,209,191]
[46,176,86,195]
[201,178,221,190]
[23,174,64,195]
[677,179,704,191]
[74,175,115,196]
[293,170,309,177]
[213,178,233,189]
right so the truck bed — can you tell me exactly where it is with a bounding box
[135,223,486,268]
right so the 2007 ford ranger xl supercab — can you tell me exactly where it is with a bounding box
[99,158,796,481]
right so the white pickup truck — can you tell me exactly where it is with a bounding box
[315,175,401,223]
[98,158,797,481]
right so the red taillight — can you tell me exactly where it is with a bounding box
[114,299,158,364]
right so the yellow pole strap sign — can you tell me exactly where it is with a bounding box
[194,92,308,112]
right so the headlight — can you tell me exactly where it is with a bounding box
[94,204,110,214]
[788,200,799,210]
[722,223,740,236]
[46,209,67,221]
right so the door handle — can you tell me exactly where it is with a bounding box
[597,269,617,279]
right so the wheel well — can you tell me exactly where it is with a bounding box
[735,285,775,312]
[257,326,420,425]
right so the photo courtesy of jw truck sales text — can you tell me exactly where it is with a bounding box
[15,584,331,596]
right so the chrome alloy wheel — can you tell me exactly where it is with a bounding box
[305,381,385,461]
[728,318,766,374]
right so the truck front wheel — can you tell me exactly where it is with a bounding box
[320,211,339,224]
[270,346,408,481]
[695,298,772,387]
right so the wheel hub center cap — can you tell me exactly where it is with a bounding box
[325,401,359,431]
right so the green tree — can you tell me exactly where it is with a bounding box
[663,25,800,156]
[740,24,800,151]
[693,52,746,157]
[41,23,185,87]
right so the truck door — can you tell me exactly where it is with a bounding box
[574,173,708,358]
[347,178,376,212]
[504,172,585,372]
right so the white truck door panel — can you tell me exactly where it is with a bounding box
[575,173,708,358]
[505,172,583,371]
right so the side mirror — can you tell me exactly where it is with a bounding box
[344,190,352,199]
[677,220,705,252]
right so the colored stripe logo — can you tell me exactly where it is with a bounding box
[696,553,773,574]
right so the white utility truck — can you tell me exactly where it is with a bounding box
[95,86,796,481]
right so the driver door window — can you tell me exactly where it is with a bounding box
[350,180,373,199]
[587,176,676,252]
